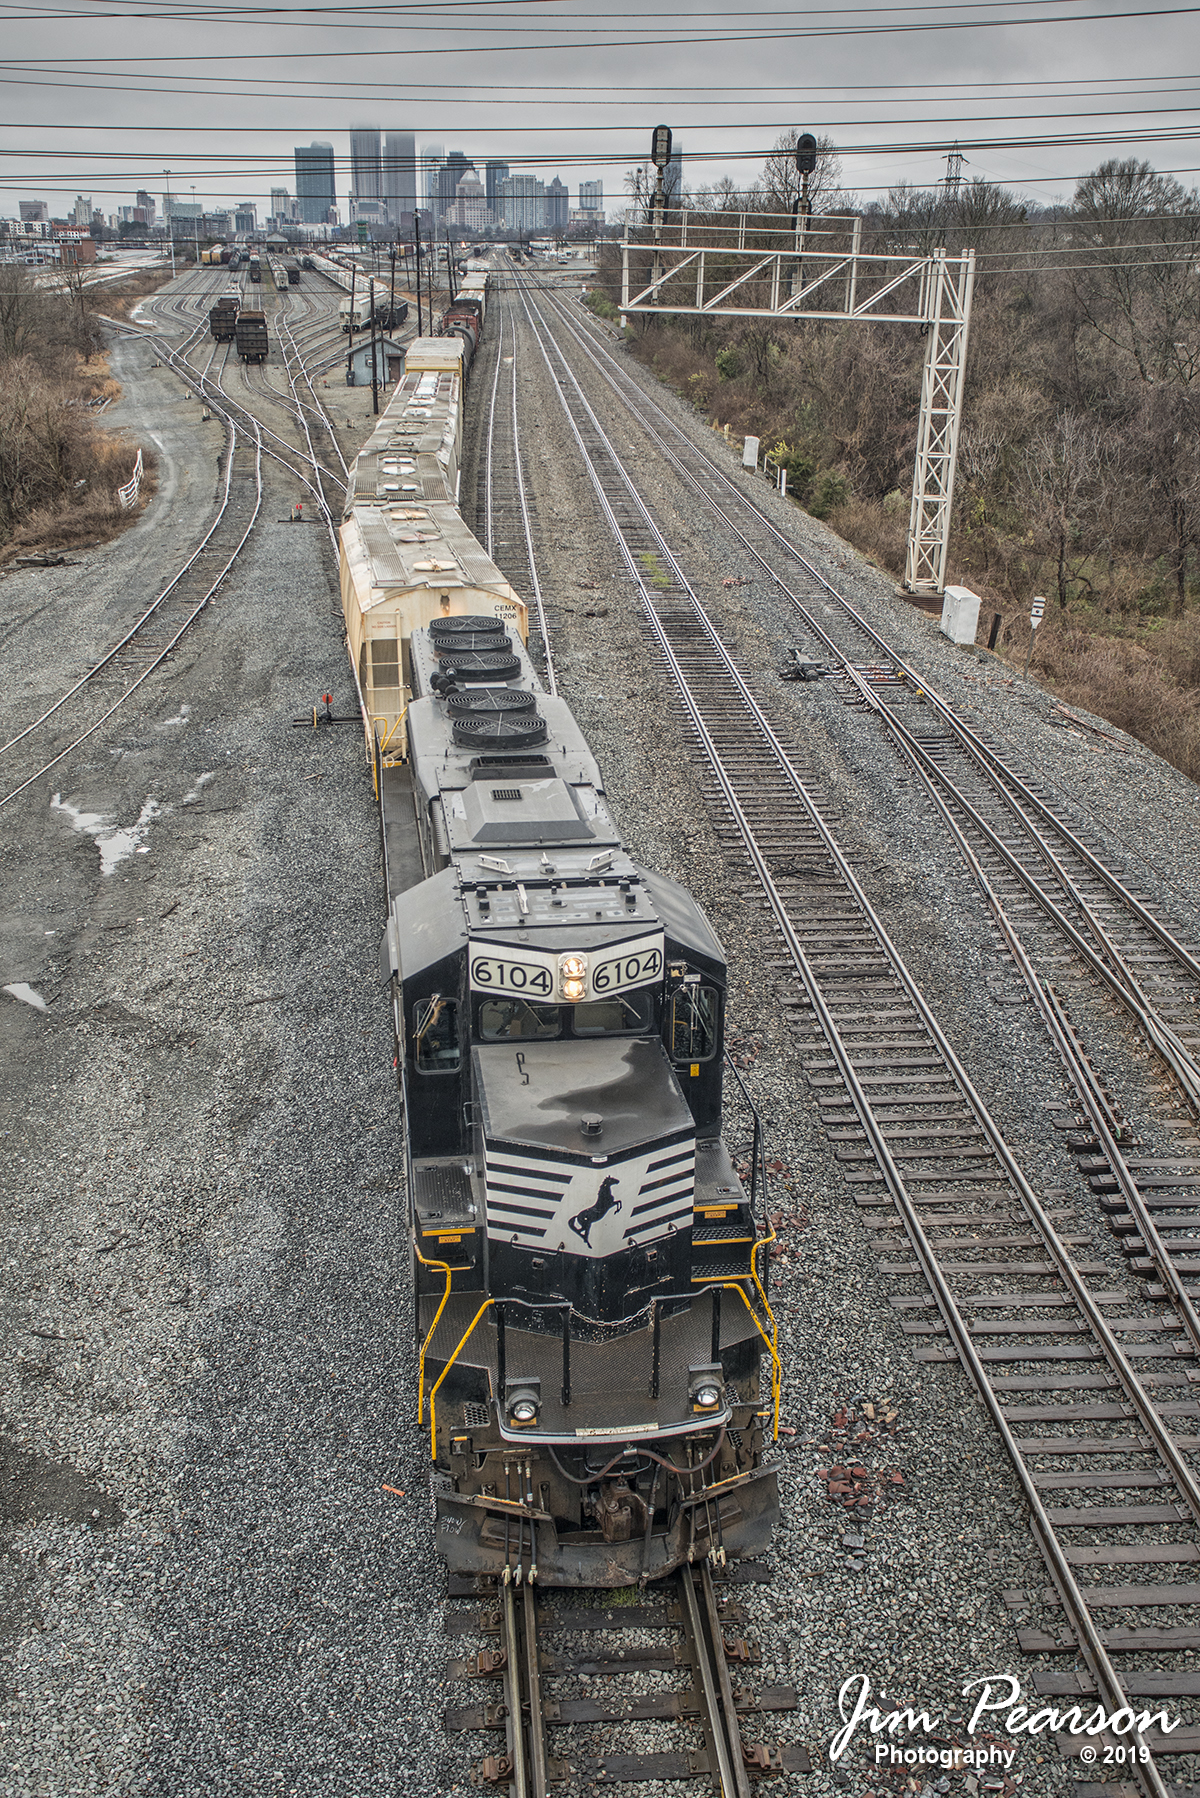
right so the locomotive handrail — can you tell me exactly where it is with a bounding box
[414,1235,455,1425]
[722,1049,767,1214]
[718,1280,781,1442]
[428,1298,494,1458]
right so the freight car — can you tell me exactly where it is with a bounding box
[286,260,301,285]
[248,255,261,283]
[234,309,268,362]
[337,347,780,1587]
[209,290,240,341]
[339,292,373,332]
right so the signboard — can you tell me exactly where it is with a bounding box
[469,934,664,1004]
[1030,595,1046,630]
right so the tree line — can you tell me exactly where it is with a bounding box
[605,141,1200,624]
[0,267,148,558]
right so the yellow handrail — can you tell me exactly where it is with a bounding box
[374,707,407,754]
[749,1222,779,1339]
[717,1278,782,1443]
[413,1236,454,1425]
[428,1298,494,1459]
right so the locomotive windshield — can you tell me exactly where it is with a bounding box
[477,992,654,1041]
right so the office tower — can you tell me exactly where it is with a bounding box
[498,174,545,233]
[295,142,336,224]
[383,131,417,227]
[422,143,445,208]
[546,177,568,231]
[579,179,603,214]
[485,160,509,215]
[350,126,383,207]
[433,151,474,219]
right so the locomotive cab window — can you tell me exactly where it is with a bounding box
[479,999,561,1041]
[573,993,654,1036]
[414,994,460,1072]
[667,983,719,1062]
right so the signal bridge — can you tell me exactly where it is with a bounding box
[619,209,975,598]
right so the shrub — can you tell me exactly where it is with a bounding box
[715,346,741,381]
[807,469,851,519]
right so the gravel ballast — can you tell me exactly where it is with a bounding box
[2,271,1198,1797]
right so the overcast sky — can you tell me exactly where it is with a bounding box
[1,0,1198,220]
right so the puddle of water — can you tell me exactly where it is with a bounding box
[51,793,162,876]
[2,983,46,1012]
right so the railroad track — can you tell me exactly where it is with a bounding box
[0,271,348,806]
[0,423,263,809]
[507,272,1200,1796]
[444,1565,809,1794]
[477,291,556,693]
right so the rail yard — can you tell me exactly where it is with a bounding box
[4,250,1200,1798]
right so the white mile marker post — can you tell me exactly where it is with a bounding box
[1024,594,1046,676]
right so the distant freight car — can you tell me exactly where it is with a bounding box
[235,309,268,362]
[339,292,373,332]
[209,291,240,340]
[301,255,315,271]
[286,261,301,285]
[249,256,261,282]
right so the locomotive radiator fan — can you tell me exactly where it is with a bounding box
[436,650,522,683]
[444,686,536,716]
[451,710,547,749]
[429,615,509,640]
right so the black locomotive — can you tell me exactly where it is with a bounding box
[340,337,780,1587]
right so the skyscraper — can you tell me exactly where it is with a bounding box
[383,131,417,227]
[546,177,569,231]
[579,179,603,215]
[350,126,383,209]
[485,160,509,215]
[295,142,336,224]
[498,174,545,233]
[422,143,445,208]
[433,151,474,219]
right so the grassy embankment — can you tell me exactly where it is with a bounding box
[0,264,173,565]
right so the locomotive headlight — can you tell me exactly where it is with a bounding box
[505,1380,541,1427]
[559,953,588,1002]
[689,1362,725,1413]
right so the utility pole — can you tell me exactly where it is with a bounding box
[389,245,397,336]
[414,211,424,336]
[347,261,356,384]
[163,169,176,279]
[369,277,379,414]
[192,186,198,265]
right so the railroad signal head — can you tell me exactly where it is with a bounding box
[795,133,818,174]
[651,125,673,171]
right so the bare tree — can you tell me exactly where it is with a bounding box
[1133,383,1200,613]
[1069,158,1200,385]
[1020,411,1111,607]
[759,131,844,216]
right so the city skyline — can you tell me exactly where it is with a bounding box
[1,1,1194,230]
